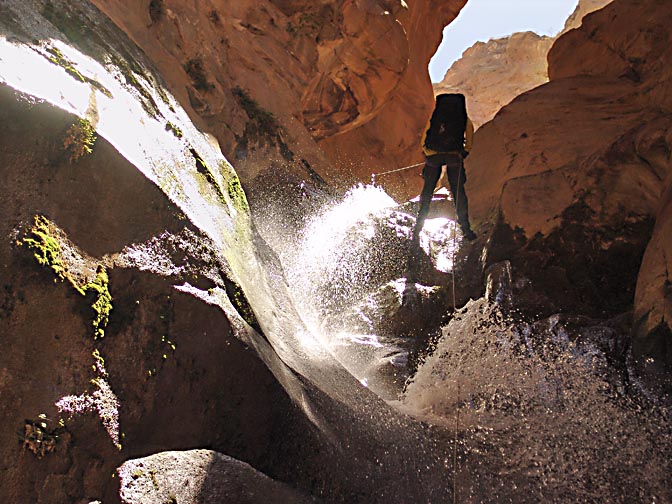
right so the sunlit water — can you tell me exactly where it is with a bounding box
[272,183,458,397]
[401,298,672,502]
[262,179,672,502]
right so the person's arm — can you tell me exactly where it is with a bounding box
[464,117,474,153]
[420,118,434,156]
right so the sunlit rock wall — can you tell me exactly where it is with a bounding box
[550,0,672,371]
[434,32,553,130]
[90,0,467,201]
[433,0,613,130]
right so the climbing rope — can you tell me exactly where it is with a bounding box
[451,163,462,504]
[370,162,425,185]
[451,165,461,313]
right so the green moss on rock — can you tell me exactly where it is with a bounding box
[165,122,183,138]
[63,117,97,162]
[22,215,68,281]
[45,46,112,98]
[84,266,112,339]
[224,278,259,331]
[190,148,227,205]
[22,216,112,339]
[226,172,249,212]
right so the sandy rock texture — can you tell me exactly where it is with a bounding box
[434,32,553,129]
[90,0,467,202]
[462,0,672,389]
[118,450,315,504]
[434,0,613,129]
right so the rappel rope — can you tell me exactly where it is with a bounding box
[451,164,461,504]
[370,162,425,185]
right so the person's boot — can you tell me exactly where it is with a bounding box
[461,224,476,241]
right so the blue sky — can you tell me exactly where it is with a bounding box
[429,0,579,82]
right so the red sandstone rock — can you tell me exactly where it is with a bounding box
[90,0,467,201]
[433,0,613,131]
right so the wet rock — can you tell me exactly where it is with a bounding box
[484,260,513,309]
[403,297,672,503]
[0,47,303,504]
[632,173,672,398]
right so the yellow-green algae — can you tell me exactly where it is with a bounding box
[22,215,112,339]
[63,117,97,162]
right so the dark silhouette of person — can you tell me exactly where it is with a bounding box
[413,93,476,242]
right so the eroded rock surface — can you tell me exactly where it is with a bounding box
[462,0,672,392]
[90,0,467,201]
[434,0,613,129]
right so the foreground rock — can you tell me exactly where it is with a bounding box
[0,5,325,501]
[119,450,315,504]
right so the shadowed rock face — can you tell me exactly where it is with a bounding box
[0,87,305,503]
[461,0,672,392]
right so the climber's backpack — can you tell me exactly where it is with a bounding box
[424,93,467,153]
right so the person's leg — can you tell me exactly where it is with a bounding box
[413,161,442,240]
[446,155,476,240]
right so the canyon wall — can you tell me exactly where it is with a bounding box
[1,0,671,501]
[90,0,467,201]
[464,0,672,389]
[434,31,553,129]
[434,0,613,130]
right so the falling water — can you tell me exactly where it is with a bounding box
[265,183,457,398]
[399,297,672,502]
[264,179,672,502]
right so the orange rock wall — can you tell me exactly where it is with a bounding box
[90,0,466,198]
[433,0,613,131]
[462,0,672,368]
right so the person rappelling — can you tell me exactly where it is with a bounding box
[413,93,477,242]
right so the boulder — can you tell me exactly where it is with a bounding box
[118,450,314,504]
